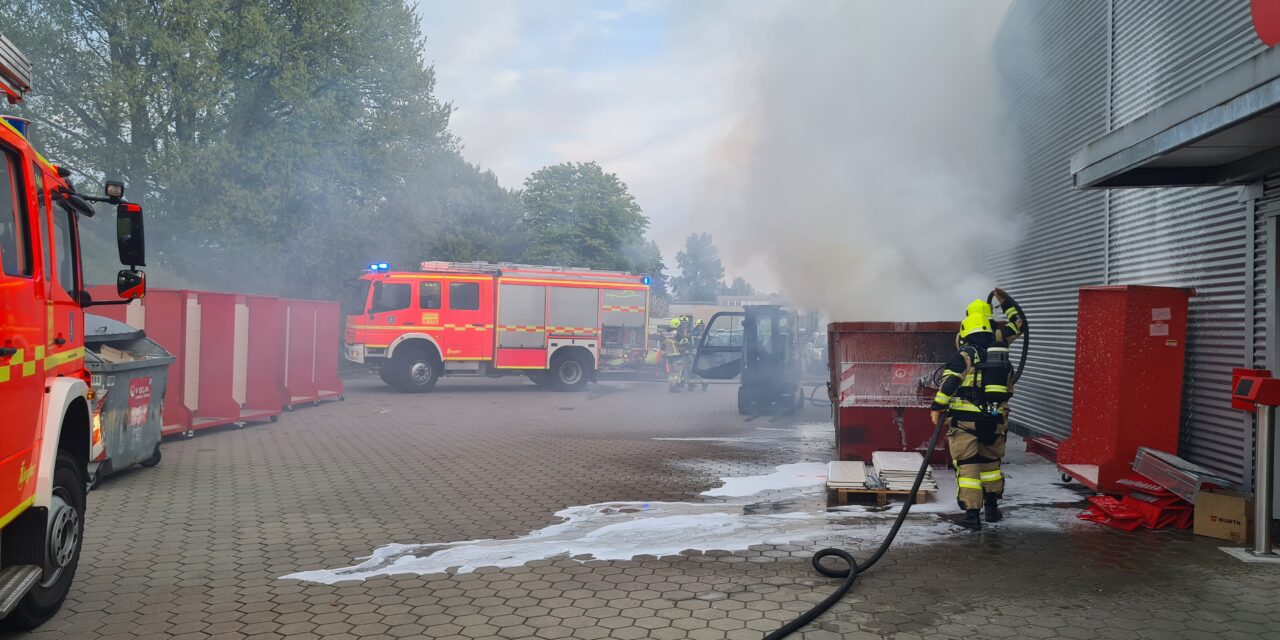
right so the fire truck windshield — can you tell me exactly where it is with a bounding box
[341,278,371,315]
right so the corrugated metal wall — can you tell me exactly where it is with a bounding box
[1108,187,1251,483]
[993,1,1108,440]
[995,0,1268,482]
[1110,0,1262,126]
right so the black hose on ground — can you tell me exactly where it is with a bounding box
[762,410,947,639]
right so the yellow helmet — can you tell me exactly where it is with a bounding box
[966,299,993,319]
[669,317,681,329]
[695,318,705,328]
[960,313,993,337]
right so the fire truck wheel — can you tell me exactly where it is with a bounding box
[378,366,399,386]
[392,348,440,392]
[3,452,84,630]
[550,351,590,391]
[737,387,753,416]
[527,371,552,387]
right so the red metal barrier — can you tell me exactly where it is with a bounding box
[88,287,341,436]
[828,322,956,464]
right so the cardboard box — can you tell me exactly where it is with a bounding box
[1194,489,1252,544]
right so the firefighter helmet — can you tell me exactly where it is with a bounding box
[966,299,993,320]
[669,317,682,329]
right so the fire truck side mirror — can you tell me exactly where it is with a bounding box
[116,202,145,267]
[116,269,145,300]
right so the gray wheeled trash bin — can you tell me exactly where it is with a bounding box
[84,314,175,483]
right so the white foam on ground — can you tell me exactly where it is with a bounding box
[700,462,828,497]
[282,450,1088,585]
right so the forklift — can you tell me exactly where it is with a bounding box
[692,305,803,415]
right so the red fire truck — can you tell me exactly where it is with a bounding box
[0,35,146,628]
[343,261,650,391]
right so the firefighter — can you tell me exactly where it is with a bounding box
[930,288,1024,531]
[664,317,688,392]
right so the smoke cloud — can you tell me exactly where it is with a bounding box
[704,1,1013,321]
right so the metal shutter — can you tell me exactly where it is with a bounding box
[1108,187,1250,483]
[992,1,1109,439]
[1110,0,1263,126]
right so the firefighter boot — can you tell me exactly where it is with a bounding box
[954,509,981,531]
[984,493,1003,523]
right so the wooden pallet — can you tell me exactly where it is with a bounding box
[827,486,934,507]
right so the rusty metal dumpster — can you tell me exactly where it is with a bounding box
[828,322,956,464]
[85,314,174,482]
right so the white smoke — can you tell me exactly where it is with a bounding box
[703,1,1013,320]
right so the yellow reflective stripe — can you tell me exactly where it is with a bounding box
[943,370,963,379]
[933,392,952,404]
[45,346,85,369]
[950,399,982,412]
[986,385,1009,393]
[957,478,983,490]
[0,366,8,383]
[0,497,34,529]
[980,470,1004,482]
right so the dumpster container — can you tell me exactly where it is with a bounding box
[828,322,957,464]
[85,314,175,482]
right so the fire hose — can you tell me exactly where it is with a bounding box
[764,288,1029,639]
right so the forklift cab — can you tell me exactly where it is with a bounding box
[693,305,803,415]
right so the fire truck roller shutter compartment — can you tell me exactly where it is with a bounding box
[600,289,647,369]
[548,286,599,369]
[496,283,546,368]
[441,279,493,361]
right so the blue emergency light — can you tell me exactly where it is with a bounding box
[641,274,652,285]
[368,262,391,272]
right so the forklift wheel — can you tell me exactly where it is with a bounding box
[1061,474,1072,483]
[270,415,278,422]
[140,445,161,468]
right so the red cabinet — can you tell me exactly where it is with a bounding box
[1058,285,1194,494]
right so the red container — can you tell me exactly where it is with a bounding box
[828,322,957,464]
[282,298,344,408]
[87,287,341,435]
[1057,285,1193,494]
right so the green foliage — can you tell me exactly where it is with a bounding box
[520,162,644,269]
[671,232,725,302]
[0,2,667,299]
[722,276,756,296]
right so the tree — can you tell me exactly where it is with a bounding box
[0,0,468,298]
[721,277,756,296]
[671,233,725,302]
[519,162,650,272]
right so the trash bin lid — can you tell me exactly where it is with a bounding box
[85,313,144,343]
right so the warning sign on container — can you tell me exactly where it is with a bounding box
[128,377,152,427]
[1149,323,1169,337]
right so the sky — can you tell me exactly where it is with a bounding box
[413,0,1013,319]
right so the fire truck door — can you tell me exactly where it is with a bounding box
[45,170,84,378]
[0,144,41,509]
[442,279,493,360]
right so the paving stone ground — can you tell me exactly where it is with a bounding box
[9,374,1280,640]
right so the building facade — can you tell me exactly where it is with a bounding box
[995,0,1280,491]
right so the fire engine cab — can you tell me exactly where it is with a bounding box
[0,35,146,628]
[343,262,650,391]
